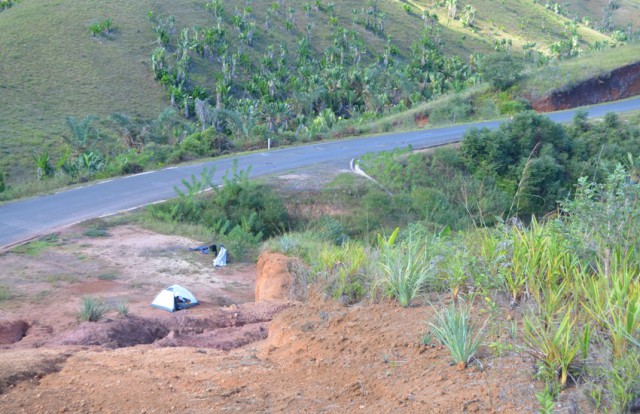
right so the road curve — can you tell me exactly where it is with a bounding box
[2,97,640,248]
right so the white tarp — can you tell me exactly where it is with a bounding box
[151,284,199,312]
[213,246,227,267]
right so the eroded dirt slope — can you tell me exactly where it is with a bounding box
[0,296,538,413]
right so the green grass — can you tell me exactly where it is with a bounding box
[83,227,110,238]
[98,273,118,280]
[11,235,59,256]
[0,0,166,181]
[520,41,640,98]
[0,284,11,302]
[411,0,611,51]
[566,0,640,30]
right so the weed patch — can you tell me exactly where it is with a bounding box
[78,297,109,322]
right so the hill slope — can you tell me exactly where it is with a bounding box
[0,0,626,184]
[0,0,166,179]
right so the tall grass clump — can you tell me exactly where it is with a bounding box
[78,296,109,322]
[429,301,486,369]
[377,227,441,307]
[315,241,373,305]
[523,308,583,392]
[117,301,129,317]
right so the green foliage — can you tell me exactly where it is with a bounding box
[595,350,640,413]
[12,234,58,256]
[523,308,582,390]
[34,151,55,179]
[316,242,372,304]
[83,226,109,238]
[178,127,231,159]
[359,147,510,230]
[314,215,349,245]
[89,18,114,37]
[148,163,287,260]
[535,387,556,414]
[149,165,216,223]
[479,53,524,90]
[429,95,473,125]
[212,162,288,239]
[461,111,574,216]
[0,0,21,11]
[378,229,440,307]
[117,301,129,317]
[429,301,486,368]
[0,284,11,302]
[561,164,640,263]
[78,296,109,322]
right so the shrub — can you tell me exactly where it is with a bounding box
[89,18,113,37]
[83,227,109,237]
[480,53,524,90]
[429,301,486,368]
[78,297,109,322]
[315,215,348,245]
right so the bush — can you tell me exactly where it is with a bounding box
[78,297,109,322]
[429,95,472,125]
[83,226,109,237]
[480,53,524,90]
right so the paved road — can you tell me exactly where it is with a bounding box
[2,97,640,248]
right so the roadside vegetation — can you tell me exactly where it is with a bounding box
[139,109,640,411]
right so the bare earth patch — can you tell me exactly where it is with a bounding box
[0,220,543,412]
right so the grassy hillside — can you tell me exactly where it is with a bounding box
[520,41,640,99]
[410,0,611,51]
[0,0,630,187]
[566,0,640,31]
[0,0,167,180]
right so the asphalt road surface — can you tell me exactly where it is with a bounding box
[2,97,640,248]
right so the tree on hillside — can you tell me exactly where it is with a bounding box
[446,0,457,26]
[479,53,523,90]
[461,112,572,215]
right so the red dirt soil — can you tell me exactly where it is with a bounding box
[0,223,547,413]
[0,295,538,413]
[530,62,640,112]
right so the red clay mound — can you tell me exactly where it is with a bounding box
[48,302,289,350]
[255,252,301,302]
[0,320,29,345]
[530,61,640,112]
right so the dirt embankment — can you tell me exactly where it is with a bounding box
[530,61,640,112]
